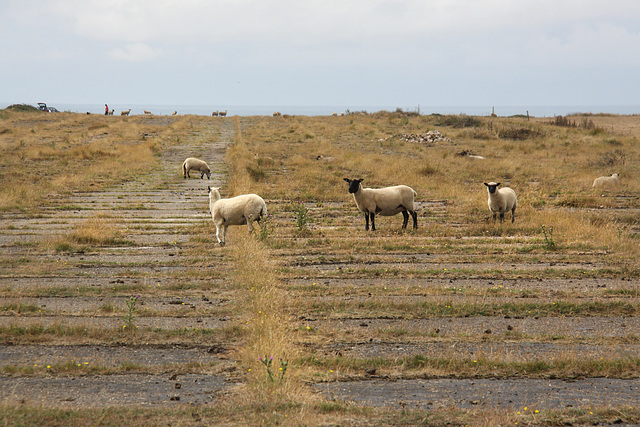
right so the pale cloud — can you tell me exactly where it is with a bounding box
[109,43,162,62]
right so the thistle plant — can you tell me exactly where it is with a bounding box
[292,201,310,232]
[258,356,288,383]
[540,225,556,250]
[123,295,140,330]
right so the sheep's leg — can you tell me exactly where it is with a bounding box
[511,208,516,223]
[364,213,370,231]
[200,171,205,179]
[492,213,497,223]
[370,213,376,231]
[411,211,418,229]
[499,213,505,223]
[219,226,227,246]
[247,215,254,234]
[401,210,409,229]
[215,225,224,246]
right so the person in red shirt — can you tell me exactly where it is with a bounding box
[105,104,109,115]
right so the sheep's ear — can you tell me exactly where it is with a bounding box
[207,186,211,192]
[484,182,489,187]
[496,183,501,187]
[343,178,350,182]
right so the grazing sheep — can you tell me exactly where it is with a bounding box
[144,110,152,115]
[121,109,131,116]
[484,182,517,223]
[208,186,267,246]
[273,112,281,117]
[343,178,418,231]
[592,173,620,190]
[182,157,211,179]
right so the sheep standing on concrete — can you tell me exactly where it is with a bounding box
[343,178,418,231]
[182,158,211,179]
[208,186,267,246]
[592,173,620,190]
[484,182,517,223]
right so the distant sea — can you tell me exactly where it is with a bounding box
[3,103,640,118]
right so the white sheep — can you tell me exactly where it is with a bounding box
[121,109,131,116]
[208,186,267,246]
[484,182,517,223]
[182,157,211,179]
[343,178,418,231]
[592,173,620,190]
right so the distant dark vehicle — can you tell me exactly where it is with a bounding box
[37,103,59,113]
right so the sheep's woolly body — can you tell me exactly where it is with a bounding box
[484,182,517,223]
[592,173,620,189]
[344,178,418,231]
[208,187,267,246]
[183,158,211,179]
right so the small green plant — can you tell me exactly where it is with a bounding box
[292,201,310,232]
[258,356,288,383]
[540,225,556,250]
[258,214,272,241]
[123,295,140,330]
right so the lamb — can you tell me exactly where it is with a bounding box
[208,186,267,246]
[343,178,418,231]
[484,182,517,223]
[592,173,620,190]
[121,109,131,116]
[182,157,211,179]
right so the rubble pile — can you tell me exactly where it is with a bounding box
[398,130,450,144]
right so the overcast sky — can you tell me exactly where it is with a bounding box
[2,0,640,111]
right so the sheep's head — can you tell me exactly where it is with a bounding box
[344,178,363,194]
[484,182,501,194]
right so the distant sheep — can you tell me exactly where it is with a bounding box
[172,111,178,116]
[344,178,418,231]
[592,173,620,190]
[219,110,227,117]
[484,182,517,223]
[144,110,152,115]
[108,109,114,115]
[182,157,211,179]
[208,186,267,246]
[121,109,131,116]
[273,112,281,117]
[212,111,219,117]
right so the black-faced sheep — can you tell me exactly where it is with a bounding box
[343,178,418,231]
[208,186,267,246]
[484,182,517,223]
[182,158,211,179]
[592,173,620,190]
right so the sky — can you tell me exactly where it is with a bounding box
[2,0,640,111]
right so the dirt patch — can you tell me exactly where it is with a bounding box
[315,377,640,410]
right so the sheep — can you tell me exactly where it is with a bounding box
[484,182,517,223]
[212,111,219,117]
[121,109,131,116]
[144,110,152,115]
[172,111,178,116]
[208,186,267,246]
[273,112,281,117]
[182,157,211,179]
[108,109,114,115]
[592,173,620,190]
[219,110,227,117]
[343,178,418,231]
